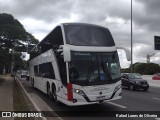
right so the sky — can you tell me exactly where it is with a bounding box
[1,0,160,68]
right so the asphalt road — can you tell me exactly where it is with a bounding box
[19,77,160,120]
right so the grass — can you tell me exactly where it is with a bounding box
[13,81,34,120]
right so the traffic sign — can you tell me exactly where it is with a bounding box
[154,36,160,50]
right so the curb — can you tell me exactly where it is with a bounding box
[15,76,47,120]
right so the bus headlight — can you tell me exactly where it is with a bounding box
[114,84,122,93]
[73,89,86,96]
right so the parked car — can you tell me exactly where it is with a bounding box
[121,73,149,91]
[21,70,28,78]
[16,70,28,78]
[152,73,160,80]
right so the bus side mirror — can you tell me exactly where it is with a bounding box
[63,46,71,62]
[116,47,131,61]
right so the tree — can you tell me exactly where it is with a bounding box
[134,63,160,75]
[121,62,141,73]
[0,48,12,73]
[122,62,160,75]
[144,63,160,75]
[0,13,39,74]
[134,63,147,74]
[121,68,130,73]
[14,53,27,70]
[0,13,39,50]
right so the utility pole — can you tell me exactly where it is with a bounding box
[11,48,15,74]
[131,0,133,73]
[3,65,5,74]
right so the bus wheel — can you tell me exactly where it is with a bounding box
[31,79,34,88]
[47,84,52,99]
[52,85,57,102]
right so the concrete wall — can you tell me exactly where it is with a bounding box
[142,75,160,87]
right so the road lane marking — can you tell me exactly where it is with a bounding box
[107,101,127,109]
[153,97,160,101]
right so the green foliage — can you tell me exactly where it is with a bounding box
[144,63,160,75]
[134,63,147,74]
[0,47,12,73]
[122,62,160,75]
[14,53,27,70]
[121,62,141,73]
[132,62,141,72]
[121,68,130,73]
[0,13,39,74]
[0,13,39,49]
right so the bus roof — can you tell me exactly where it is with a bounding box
[30,23,115,53]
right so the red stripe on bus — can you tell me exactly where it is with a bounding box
[67,83,73,101]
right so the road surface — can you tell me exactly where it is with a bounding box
[18,76,160,120]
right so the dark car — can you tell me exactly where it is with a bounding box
[121,73,149,91]
[20,70,28,78]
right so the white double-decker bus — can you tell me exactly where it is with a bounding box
[29,23,130,106]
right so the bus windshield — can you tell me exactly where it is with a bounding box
[64,24,115,46]
[69,51,121,86]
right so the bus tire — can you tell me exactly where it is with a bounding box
[52,84,58,102]
[47,83,52,99]
[31,79,34,88]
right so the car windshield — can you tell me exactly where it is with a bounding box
[69,51,121,86]
[128,73,141,79]
[21,71,28,74]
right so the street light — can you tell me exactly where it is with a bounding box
[147,53,155,64]
[130,0,133,72]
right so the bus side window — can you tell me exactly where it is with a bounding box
[34,65,39,76]
[39,62,55,79]
[56,53,67,86]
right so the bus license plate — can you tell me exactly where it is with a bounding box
[96,96,105,100]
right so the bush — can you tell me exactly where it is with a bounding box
[134,63,147,74]
[134,63,160,75]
